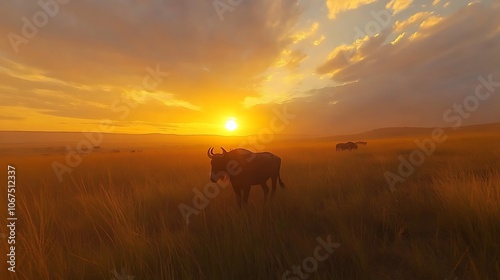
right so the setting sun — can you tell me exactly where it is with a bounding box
[225,118,238,131]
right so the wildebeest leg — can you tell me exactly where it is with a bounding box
[242,185,251,204]
[233,186,242,208]
[270,176,278,198]
[260,182,269,201]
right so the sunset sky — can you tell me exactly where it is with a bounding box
[0,0,499,136]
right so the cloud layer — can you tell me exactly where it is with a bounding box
[0,0,498,135]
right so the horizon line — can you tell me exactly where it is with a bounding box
[0,121,499,138]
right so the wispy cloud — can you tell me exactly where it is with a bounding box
[386,0,414,14]
[326,0,376,19]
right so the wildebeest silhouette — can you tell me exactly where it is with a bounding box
[207,147,285,207]
[336,142,358,151]
[355,141,367,146]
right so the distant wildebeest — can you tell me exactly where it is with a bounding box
[336,142,358,151]
[207,147,285,207]
[355,141,367,146]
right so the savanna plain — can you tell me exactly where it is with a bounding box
[1,125,499,280]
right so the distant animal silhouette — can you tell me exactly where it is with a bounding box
[207,147,285,207]
[355,141,367,146]
[336,142,358,151]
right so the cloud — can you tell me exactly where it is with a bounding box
[313,35,326,46]
[394,11,434,32]
[285,50,309,70]
[291,22,320,43]
[326,0,376,19]
[316,28,393,76]
[386,0,414,14]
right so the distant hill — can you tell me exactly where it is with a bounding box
[317,122,500,142]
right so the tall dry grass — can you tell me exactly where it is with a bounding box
[1,133,499,279]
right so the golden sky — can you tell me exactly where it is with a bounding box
[0,0,499,135]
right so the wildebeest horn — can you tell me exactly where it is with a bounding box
[207,147,214,158]
[221,147,228,154]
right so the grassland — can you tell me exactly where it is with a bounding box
[1,126,500,280]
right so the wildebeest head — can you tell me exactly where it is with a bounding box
[207,147,229,182]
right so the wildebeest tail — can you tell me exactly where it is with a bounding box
[278,174,286,188]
